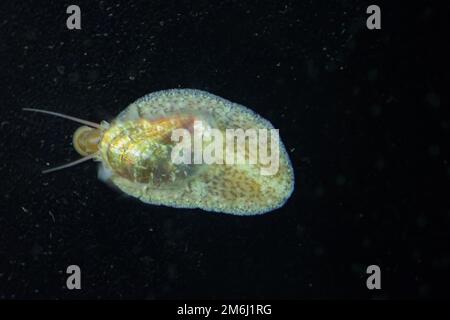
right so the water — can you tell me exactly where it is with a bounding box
[0,1,447,299]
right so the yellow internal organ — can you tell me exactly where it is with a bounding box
[101,116,196,184]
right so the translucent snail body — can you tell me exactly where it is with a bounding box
[23,89,295,215]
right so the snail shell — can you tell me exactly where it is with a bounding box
[97,89,294,215]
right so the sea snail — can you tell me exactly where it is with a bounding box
[24,89,294,215]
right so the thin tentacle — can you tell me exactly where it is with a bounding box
[42,154,98,174]
[23,108,101,128]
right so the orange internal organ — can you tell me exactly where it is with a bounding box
[100,115,198,184]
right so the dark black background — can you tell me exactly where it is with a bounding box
[0,0,448,299]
